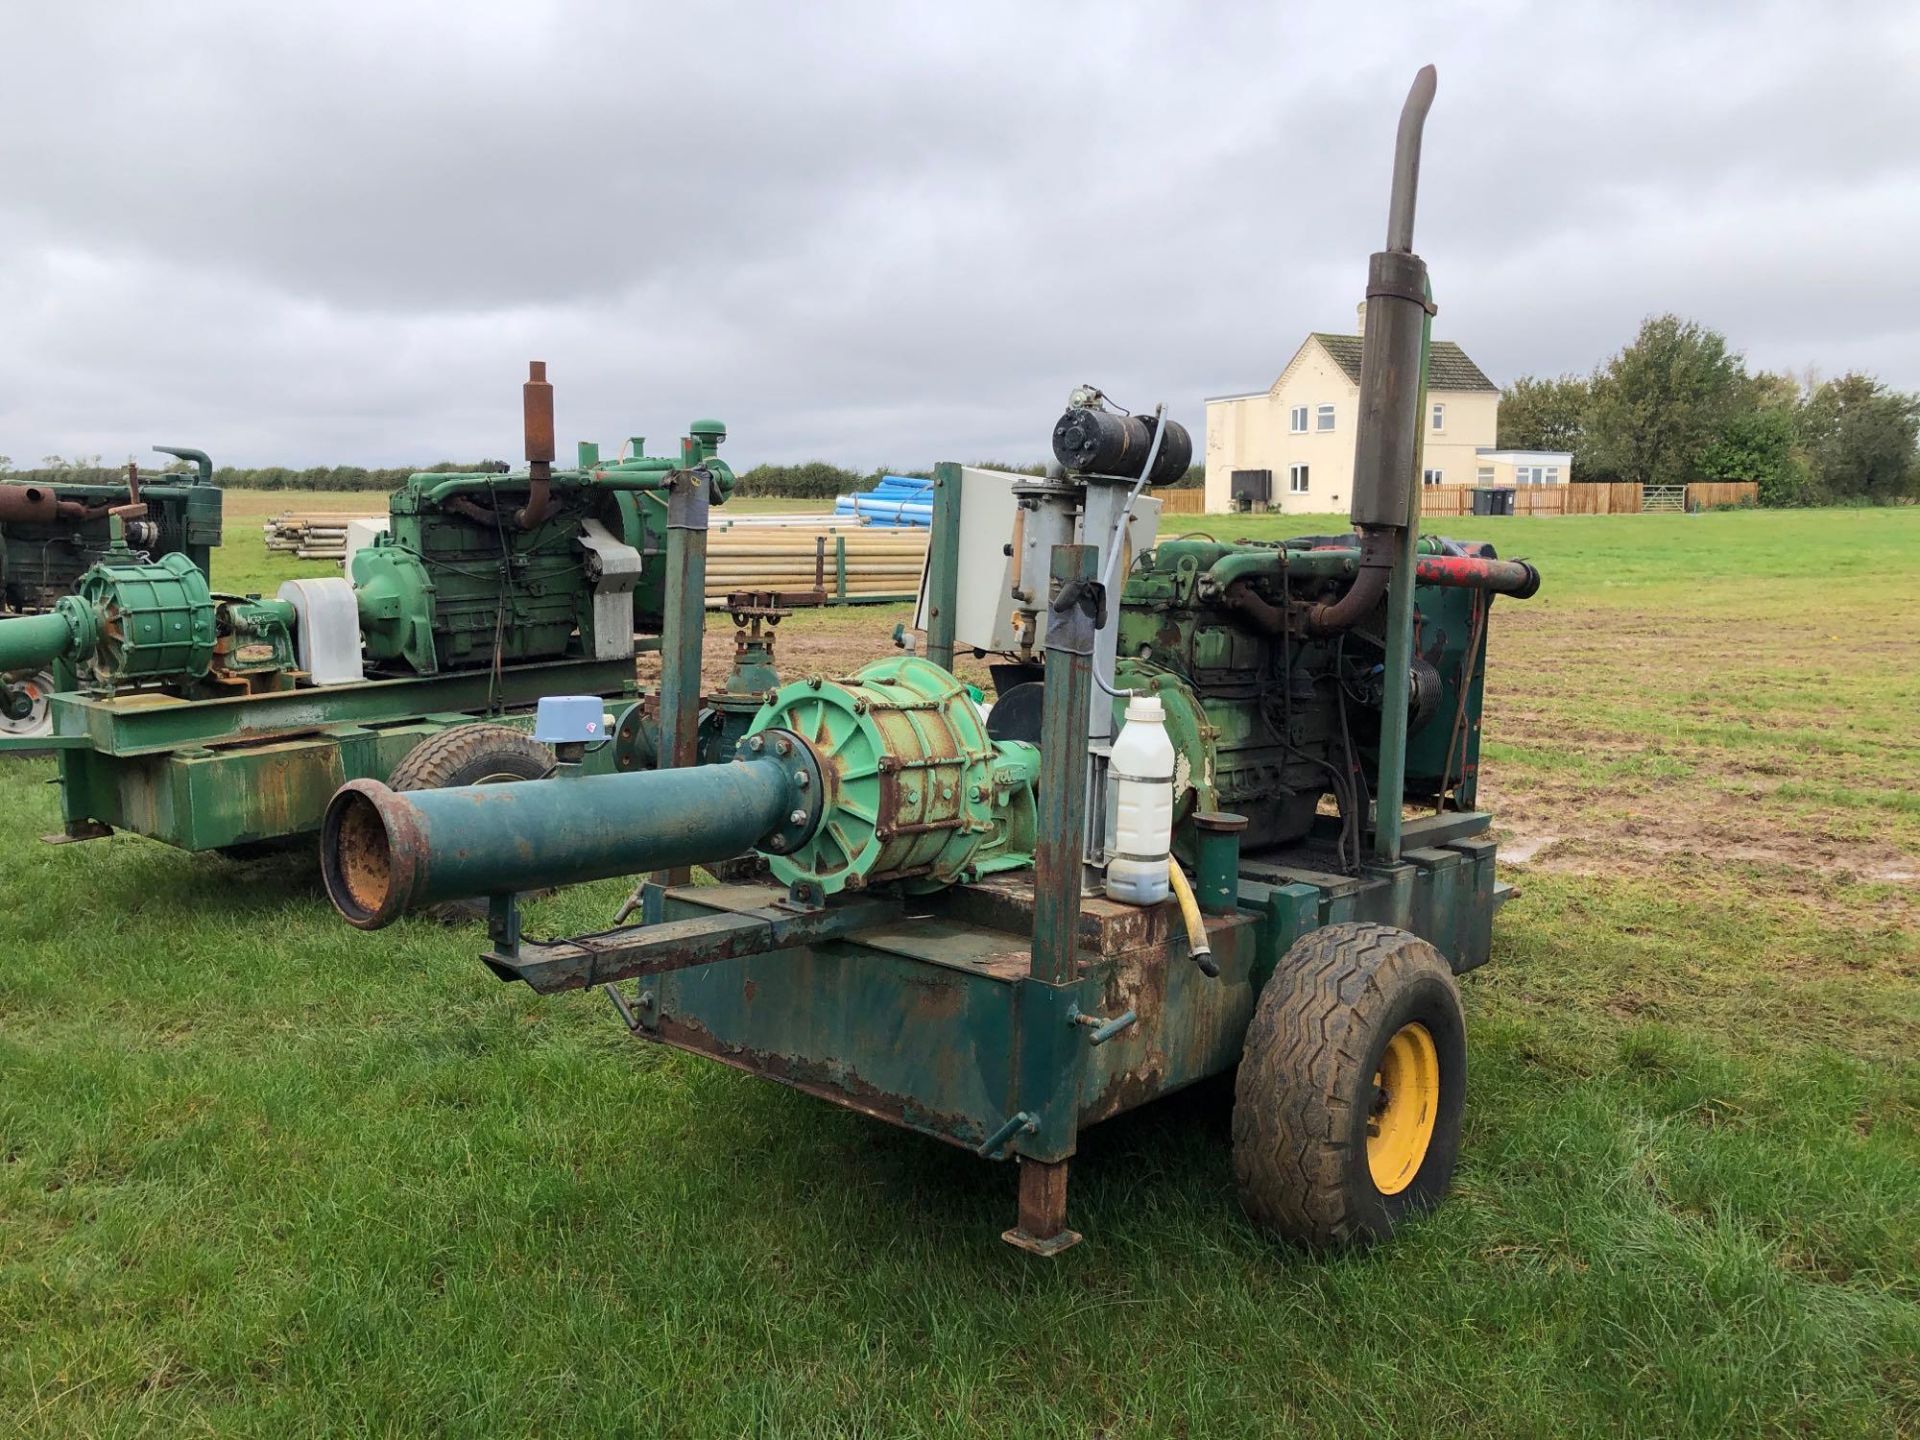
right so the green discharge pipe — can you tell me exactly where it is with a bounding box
[322,746,816,929]
[0,605,88,673]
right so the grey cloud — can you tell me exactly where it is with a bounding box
[1,0,1915,472]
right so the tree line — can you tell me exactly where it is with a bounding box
[0,458,510,493]
[1498,315,1919,505]
[2,456,1207,499]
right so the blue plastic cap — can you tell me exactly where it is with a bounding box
[532,695,606,744]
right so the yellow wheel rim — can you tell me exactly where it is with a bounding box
[1366,1022,1440,1195]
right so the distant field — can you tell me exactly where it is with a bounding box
[1,508,1914,1436]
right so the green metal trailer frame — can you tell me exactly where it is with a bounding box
[515,819,1500,1161]
[10,656,640,852]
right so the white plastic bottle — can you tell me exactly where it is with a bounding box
[1105,695,1175,905]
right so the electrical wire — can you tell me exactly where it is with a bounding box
[1088,404,1169,701]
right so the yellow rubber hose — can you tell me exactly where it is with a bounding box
[1167,858,1218,977]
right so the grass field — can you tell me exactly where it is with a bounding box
[2,501,1915,1436]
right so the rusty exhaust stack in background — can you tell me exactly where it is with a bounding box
[0,485,112,525]
[1305,63,1437,635]
[516,360,556,529]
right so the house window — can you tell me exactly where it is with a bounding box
[1289,463,1310,494]
[1431,403,1446,431]
[1515,465,1559,486]
[1423,468,1444,486]
[1316,404,1335,432]
[1476,466,1495,484]
[1289,405,1308,433]
[1545,466,1562,485]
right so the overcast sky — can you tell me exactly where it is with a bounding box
[2,2,1916,473]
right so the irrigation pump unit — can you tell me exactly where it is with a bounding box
[0,364,750,858]
[0,448,222,738]
[323,67,1541,1252]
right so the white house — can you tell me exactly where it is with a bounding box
[1204,309,1570,512]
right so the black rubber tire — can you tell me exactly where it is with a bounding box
[389,723,554,791]
[1232,922,1466,1250]
[389,724,555,921]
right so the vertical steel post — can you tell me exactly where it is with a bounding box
[1004,540,1097,1256]
[1077,476,1129,752]
[1031,543,1095,984]
[924,462,962,670]
[1371,293,1434,864]
[655,463,710,885]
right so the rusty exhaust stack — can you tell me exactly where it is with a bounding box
[0,484,111,525]
[113,461,149,523]
[1305,64,1437,635]
[516,359,556,529]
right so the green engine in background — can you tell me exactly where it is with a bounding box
[0,367,740,856]
[356,423,732,675]
[0,448,221,615]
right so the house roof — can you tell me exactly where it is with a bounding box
[1309,332,1498,393]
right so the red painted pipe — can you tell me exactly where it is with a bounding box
[1413,553,1540,598]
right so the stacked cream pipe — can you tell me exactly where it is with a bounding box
[263,513,369,560]
[704,516,928,607]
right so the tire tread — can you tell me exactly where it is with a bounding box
[1232,921,1459,1248]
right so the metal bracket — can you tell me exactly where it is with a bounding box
[666,468,715,528]
[1048,576,1104,650]
[778,877,826,912]
[1069,1006,1138,1046]
[576,519,644,661]
[612,878,667,927]
[486,891,522,961]
[603,983,658,1034]
[976,1110,1038,1159]
[481,895,901,994]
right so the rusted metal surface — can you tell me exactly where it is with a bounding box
[516,359,556,529]
[479,895,901,992]
[637,886,1024,1153]
[0,484,110,525]
[1077,914,1259,1127]
[654,1008,990,1153]
[1003,1158,1080,1255]
[1031,543,1096,985]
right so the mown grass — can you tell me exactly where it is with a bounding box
[2,508,1916,1436]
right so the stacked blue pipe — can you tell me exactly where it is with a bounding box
[834,475,933,527]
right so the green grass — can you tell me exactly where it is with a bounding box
[3,509,1917,1435]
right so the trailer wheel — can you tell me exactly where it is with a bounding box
[1232,922,1466,1249]
[0,669,55,741]
[389,724,556,921]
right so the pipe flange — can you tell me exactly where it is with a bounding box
[735,727,824,855]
